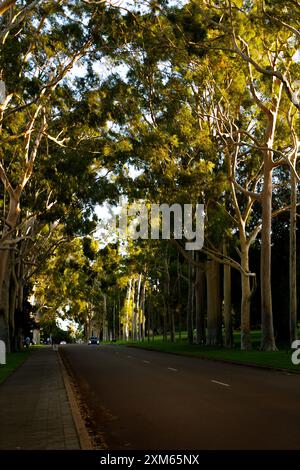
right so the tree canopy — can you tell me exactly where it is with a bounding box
[0,0,299,352]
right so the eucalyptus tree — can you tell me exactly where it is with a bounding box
[90,1,250,347]
[227,0,300,346]
[125,0,300,350]
[119,1,256,348]
[34,235,105,337]
[195,0,300,350]
[0,0,129,347]
[0,0,89,345]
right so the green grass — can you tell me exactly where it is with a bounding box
[109,330,300,372]
[115,329,263,346]
[0,351,30,384]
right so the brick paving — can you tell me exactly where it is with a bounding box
[0,347,80,450]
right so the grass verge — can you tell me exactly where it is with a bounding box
[0,351,30,384]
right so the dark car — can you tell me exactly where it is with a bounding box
[88,336,100,345]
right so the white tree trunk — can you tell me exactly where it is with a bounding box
[0,194,20,349]
[223,242,233,348]
[260,161,276,351]
[136,274,142,341]
[102,293,108,342]
[124,279,132,341]
[290,169,297,343]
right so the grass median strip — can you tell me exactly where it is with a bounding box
[0,351,30,384]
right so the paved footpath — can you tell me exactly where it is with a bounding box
[0,347,80,450]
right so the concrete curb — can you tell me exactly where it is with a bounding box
[58,350,94,450]
[127,344,300,375]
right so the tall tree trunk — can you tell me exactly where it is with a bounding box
[112,293,116,341]
[0,254,11,352]
[14,256,21,350]
[135,274,142,341]
[9,263,17,351]
[195,253,206,345]
[206,258,222,346]
[0,196,20,349]
[259,86,283,351]
[223,242,233,348]
[147,291,152,343]
[290,169,297,344]
[187,257,194,345]
[164,257,175,343]
[169,307,175,343]
[260,162,276,351]
[0,196,20,291]
[240,240,252,350]
[152,298,155,342]
[87,311,92,339]
[132,278,137,340]
[163,298,167,341]
[177,255,182,342]
[240,272,252,350]
[118,293,121,340]
[140,280,146,341]
[124,279,132,341]
[102,293,108,342]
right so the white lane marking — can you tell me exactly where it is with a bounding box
[168,367,178,372]
[127,355,132,359]
[143,360,150,364]
[211,380,230,387]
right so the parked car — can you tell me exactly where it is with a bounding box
[88,336,100,345]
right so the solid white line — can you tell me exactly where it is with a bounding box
[168,367,178,372]
[143,360,150,364]
[211,380,230,387]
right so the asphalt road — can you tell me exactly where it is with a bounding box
[60,344,300,450]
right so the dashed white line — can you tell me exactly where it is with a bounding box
[127,355,132,359]
[168,367,178,372]
[211,380,230,387]
[143,360,150,364]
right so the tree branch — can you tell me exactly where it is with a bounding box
[231,177,262,202]
[172,239,256,277]
[0,0,15,15]
[232,31,300,111]
[0,160,14,197]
